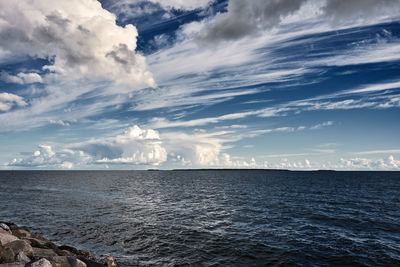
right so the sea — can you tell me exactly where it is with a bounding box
[0,170,399,266]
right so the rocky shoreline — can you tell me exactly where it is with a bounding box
[0,222,118,267]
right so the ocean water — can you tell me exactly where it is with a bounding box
[1,170,400,266]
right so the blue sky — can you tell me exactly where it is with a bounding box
[0,0,400,170]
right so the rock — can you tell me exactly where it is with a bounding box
[0,223,118,267]
[0,232,19,246]
[58,247,94,261]
[29,235,57,250]
[32,247,58,257]
[76,257,105,267]
[5,240,33,257]
[45,256,72,267]
[30,235,49,243]
[0,225,11,234]
[43,256,88,267]
[58,246,79,256]
[15,251,31,263]
[99,256,118,267]
[0,263,25,267]
[71,259,86,267]
[0,246,15,263]
[78,251,94,261]
[58,250,75,257]
[24,238,56,250]
[28,258,52,267]
[11,228,31,239]
[2,224,18,232]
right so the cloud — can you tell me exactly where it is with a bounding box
[149,108,291,129]
[0,0,160,131]
[312,149,336,153]
[0,93,27,112]
[0,72,43,84]
[263,153,308,158]
[161,130,233,167]
[149,111,258,128]
[9,145,72,168]
[351,149,400,155]
[268,158,313,169]
[198,0,306,42]
[323,0,400,23]
[103,0,214,17]
[86,125,167,165]
[8,123,400,170]
[198,0,400,43]
[49,119,71,127]
[8,124,262,168]
[310,121,334,130]
[338,155,400,170]
[318,42,400,67]
[0,0,154,87]
[148,0,214,10]
[164,135,260,168]
[9,125,167,168]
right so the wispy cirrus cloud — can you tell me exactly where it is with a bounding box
[351,149,400,155]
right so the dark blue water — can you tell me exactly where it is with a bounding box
[1,171,400,266]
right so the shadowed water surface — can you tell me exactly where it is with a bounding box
[1,170,400,266]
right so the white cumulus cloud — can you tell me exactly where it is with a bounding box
[0,0,154,86]
[338,155,400,170]
[0,93,27,112]
[0,72,43,84]
[8,125,167,168]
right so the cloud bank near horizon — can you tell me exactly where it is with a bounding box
[7,124,400,170]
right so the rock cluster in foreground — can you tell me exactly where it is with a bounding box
[0,222,118,267]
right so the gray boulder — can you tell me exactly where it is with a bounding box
[45,256,72,267]
[44,256,87,267]
[0,246,15,263]
[0,224,11,234]
[11,229,31,239]
[32,247,57,257]
[58,246,94,261]
[15,252,31,263]
[0,263,25,267]
[28,258,52,267]
[5,240,33,257]
[0,231,19,246]
[71,259,87,267]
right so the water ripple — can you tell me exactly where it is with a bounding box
[0,170,400,266]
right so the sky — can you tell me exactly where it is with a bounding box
[0,0,399,170]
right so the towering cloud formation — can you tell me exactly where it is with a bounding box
[199,0,400,42]
[9,125,168,168]
[0,0,155,86]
